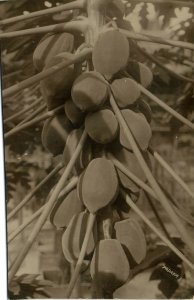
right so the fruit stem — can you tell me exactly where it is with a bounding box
[4,96,43,124]
[124,191,194,271]
[110,93,194,256]
[0,0,86,26]
[135,43,194,84]
[97,205,113,240]
[8,177,78,243]
[4,104,64,140]
[8,131,87,282]
[144,191,172,241]
[0,20,88,39]
[138,83,194,131]
[65,213,96,298]
[150,149,194,203]
[86,0,109,45]
[18,103,46,126]
[120,28,194,51]
[3,48,92,99]
[7,163,63,221]
[109,155,194,226]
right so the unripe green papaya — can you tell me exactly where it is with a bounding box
[126,60,153,88]
[62,211,97,263]
[90,239,130,292]
[111,77,141,108]
[137,99,152,123]
[119,109,152,151]
[92,30,130,79]
[110,143,152,193]
[33,32,74,71]
[64,99,85,126]
[81,158,119,213]
[71,71,108,111]
[85,109,119,144]
[50,188,84,229]
[41,113,72,156]
[40,52,79,111]
[115,218,147,264]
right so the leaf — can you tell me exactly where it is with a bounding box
[158,275,179,298]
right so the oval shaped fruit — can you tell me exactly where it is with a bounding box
[62,211,96,263]
[81,158,119,213]
[85,109,119,144]
[71,71,108,111]
[50,188,84,229]
[126,61,153,88]
[90,239,130,292]
[110,144,151,192]
[41,113,73,156]
[111,77,141,108]
[115,219,147,264]
[33,32,74,71]
[137,99,152,124]
[92,30,130,79]
[64,99,85,126]
[40,52,78,110]
[119,109,152,151]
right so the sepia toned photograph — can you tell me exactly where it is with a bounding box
[1,0,194,298]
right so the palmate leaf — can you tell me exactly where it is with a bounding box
[139,4,148,29]
[155,3,176,28]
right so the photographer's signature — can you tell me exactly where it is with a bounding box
[161,265,180,279]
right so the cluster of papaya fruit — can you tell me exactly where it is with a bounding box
[33,19,153,294]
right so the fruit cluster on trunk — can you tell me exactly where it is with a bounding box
[33,0,154,296]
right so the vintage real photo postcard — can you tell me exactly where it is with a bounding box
[1,0,194,299]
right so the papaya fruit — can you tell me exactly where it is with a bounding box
[110,143,152,193]
[92,30,130,79]
[85,109,119,144]
[33,32,74,71]
[50,188,84,229]
[126,60,153,88]
[41,113,72,156]
[114,218,147,264]
[119,109,152,151]
[71,71,108,111]
[64,98,85,126]
[111,77,141,108]
[81,158,119,213]
[137,98,152,124]
[90,239,130,292]
[61,211,97,263]
[40,52,79,110]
